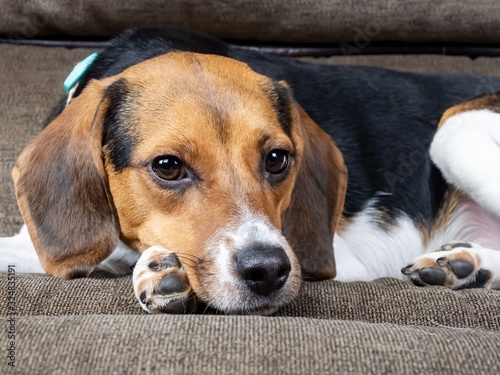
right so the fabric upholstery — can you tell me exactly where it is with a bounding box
[1,1,500,43]
[1,314,500,374]
[1,272,500,331]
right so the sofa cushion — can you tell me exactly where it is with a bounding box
[1,314,500,374]
[1,1,500,43]
[2,272,500,331]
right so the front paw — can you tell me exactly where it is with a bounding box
[402,242,494,290]
[133,246,197,314]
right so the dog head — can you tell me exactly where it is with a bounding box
[13,52,347,314]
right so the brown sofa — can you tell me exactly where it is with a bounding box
[1,2,500,374]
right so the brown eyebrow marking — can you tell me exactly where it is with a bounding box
[204,101,230,144]
[266,81,293,136]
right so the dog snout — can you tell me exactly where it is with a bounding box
[234,244,291,296]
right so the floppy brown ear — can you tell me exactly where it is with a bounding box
[12,79,121,279]
[282,105,347,280]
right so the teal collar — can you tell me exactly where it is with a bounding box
[63,52,99,92]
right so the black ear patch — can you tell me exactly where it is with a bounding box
[268,81,293,136]
[102,78,138,172]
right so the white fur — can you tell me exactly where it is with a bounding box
[0,224,139,275]
[130,206,300,315]
[204,205,298,312]
[430,109,500,218]
[227,207,287,251]
[432,196,500,251]
[132,245,185,313]
[0,225,44,273]
[209,205,293,287]
[334,205,425,282]
[334,197,500,282]
[66,83,78,106]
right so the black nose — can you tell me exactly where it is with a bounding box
[234,244,291,296]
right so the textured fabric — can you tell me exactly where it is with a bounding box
[1,272,500,331]
[1,1,500,43]
[2,44,500,236]
[1,314,500,375]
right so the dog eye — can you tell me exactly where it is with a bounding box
[265,149,289,175]
[152,156,187,181]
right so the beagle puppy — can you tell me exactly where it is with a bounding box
[2,27,500,315]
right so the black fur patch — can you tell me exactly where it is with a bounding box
[73,27,229,100]
[102,78,138,172]
[269,81,292,136]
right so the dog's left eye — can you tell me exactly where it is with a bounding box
[152,156,187,181]
[265,149,289,175]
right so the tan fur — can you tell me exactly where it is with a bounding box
[420,188,462,246]
[100,54,302,297]
[447,250,476,265]
[13,79,120,278]
[281,107,347,280]
[438,92,500,129]
[14,52,347,301]
[416,258,440,269]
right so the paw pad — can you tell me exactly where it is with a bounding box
[158,273,187,295]
[448,259,475,279]
[402,243,493,290]
[418,267,446,285]
[133,247,197,314]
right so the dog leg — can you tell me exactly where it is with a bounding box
[402,241,500,289]
[430,108,500,219]
[133,246,197,314]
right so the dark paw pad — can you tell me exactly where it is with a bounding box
[455,269,492,290]
[139,291,147,304]
[449,259,475,279]
[401,265,413,275]
[418,267,446,286]
[158,274,187,295]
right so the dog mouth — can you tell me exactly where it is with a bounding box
[194,272,302,316]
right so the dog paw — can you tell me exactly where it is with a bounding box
[401,241,498,290]
[133,246,197,314]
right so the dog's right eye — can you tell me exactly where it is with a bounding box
[152,156,187,181]
[265,149,289,175]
